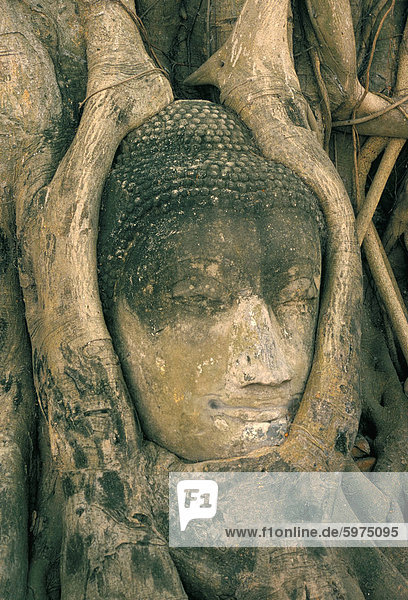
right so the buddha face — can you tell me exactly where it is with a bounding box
[110,204,321,461]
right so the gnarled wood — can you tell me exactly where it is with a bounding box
[0,2,63,594]
[356,13,408,366]
[305,0,408,138]
[0,195,35,600]
[186,0,362,470]
[356,139,406,244]
[11,0,185,597]
[1,1,408,597]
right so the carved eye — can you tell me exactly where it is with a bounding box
[170,276,232,315]
[277,277,320,305]
[171,276,228,301]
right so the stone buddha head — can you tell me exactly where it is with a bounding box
[98,101,325,462]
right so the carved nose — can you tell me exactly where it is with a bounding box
[225,295,293,389]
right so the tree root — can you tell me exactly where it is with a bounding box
[355,14,408,365]
[357,136,389,202]
[356,138,406,244]
[186,0,362,470]
[304,0,408,138]
[0,4,53,595]
[5,0,183,596]
[361,225,408,364]
[383,174,408,253]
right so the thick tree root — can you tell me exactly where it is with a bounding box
[0,3,54,595]
[304,0,408,137]
[186,0,362,471]
[5,0,184,596]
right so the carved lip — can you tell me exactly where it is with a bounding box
[207,399,288,422]
[206,394,301,422]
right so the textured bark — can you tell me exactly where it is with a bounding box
[186,0,363,471]
[304,0,408,137]
[4,0,184,597]
[0,192,35,600]
[0,2,64,595]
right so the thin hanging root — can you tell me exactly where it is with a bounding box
[357,136,389,200]
[360,0,395,105]
[356,138,406,245]
[357,159,408,327]
[78,67,168,109]
[357,0,391,66]
[299,3,330,150]
[381,12,408,253]
[187,0,362,468]
[382,310,403,377]
[332,94,408,127]
[355,145,408,369]
[309,46,332,152]
[363,225,408,365]
[383,176,408,254]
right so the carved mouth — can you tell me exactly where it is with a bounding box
[207,399,288,422]
[207,394,301,422]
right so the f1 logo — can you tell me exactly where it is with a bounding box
[177,480,218,531]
